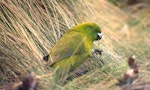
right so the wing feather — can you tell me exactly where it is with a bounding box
[47,31,88,66]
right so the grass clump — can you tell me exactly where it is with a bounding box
[0,0,150,89]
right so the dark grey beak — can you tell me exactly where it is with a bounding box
[96,33,102,40]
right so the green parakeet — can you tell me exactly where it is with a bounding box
[46,22,102,84]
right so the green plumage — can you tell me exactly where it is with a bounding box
[47,22,102,84]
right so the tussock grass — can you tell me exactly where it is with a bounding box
[0,0,150,89]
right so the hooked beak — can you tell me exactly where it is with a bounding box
[96,33,102,40]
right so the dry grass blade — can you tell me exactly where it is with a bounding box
[0,0,150,90]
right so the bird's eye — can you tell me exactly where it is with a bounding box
[94,30,97,32]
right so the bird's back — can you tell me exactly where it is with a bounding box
[48,31,93,68]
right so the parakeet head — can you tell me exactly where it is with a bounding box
[71,22,102,41]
